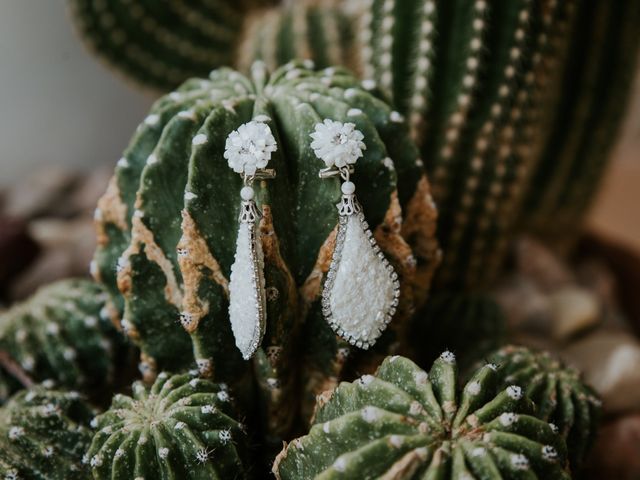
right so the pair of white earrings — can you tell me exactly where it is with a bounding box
[224,118,399,359]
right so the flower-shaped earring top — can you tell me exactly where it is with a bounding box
[224,121,277,176]
[310,119,366,169]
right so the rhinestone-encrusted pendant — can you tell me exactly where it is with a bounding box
[228,194,266,360]
[310,119,400,348]
[322,191,400,348]
[224,120,277,360]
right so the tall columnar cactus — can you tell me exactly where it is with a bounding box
[0,384,94,479]
[236,0,640,289]
[86,372,248,479]
[485,345,602,469]
[0,279,125,404]
[409,293,506,371]
[274,353,570,479]
[70,0,640,287]
[92,61,440,433]
[68,0,279,90]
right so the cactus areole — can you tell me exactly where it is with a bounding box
[92,62,440,396]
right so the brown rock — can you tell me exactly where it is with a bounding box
[586,414,640,480]
[561,332,640,413]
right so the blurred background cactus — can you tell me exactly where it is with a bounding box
[69,0,640,290]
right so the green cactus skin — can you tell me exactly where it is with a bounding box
[236,0,640,290]
[92,61,440,432]
[86,372,247,479]
[274,353,570,479]
[237,1,356,75]
[68,0,279,90]
[485,345,602,469]
[0,384,94,480]
[409,293,506,372]
[521,0,640,247]
[0,279,125,404]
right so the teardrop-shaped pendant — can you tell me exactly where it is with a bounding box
[228,197,266,360]
[322,194,400,349]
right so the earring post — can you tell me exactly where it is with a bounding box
[318,166,354,179]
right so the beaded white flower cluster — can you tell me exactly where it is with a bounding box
[224,121,277,176]
[310,119,366,168]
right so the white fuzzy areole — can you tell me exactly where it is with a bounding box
[328,215,397,345]
[228,222,265,360]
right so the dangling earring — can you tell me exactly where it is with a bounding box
[310,119,400,349]
[224,120,277,359]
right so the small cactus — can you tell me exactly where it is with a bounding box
[485,345,602,468]
[274,353,570,479]
[0,384,94,479]
[0,279,126,404]
[86,372,248,479]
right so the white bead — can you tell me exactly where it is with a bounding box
[240,186,255,201]
[341,182,356,194]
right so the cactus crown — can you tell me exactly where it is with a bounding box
[87,372,247,479]
[274,353,570,479]
[0,385,94,480]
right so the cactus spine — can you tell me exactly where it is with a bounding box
[274,353,571,479]
[0,279,125,404]
[0,385,94,479]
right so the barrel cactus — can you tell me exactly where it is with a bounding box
[0,384,94,479]
[0,279,125,404]
[92,61,440,429]
[274,353,570,479]
[86,371,248,479]
[485,345,601,468]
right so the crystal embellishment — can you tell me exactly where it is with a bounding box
[225,121,276,359]
[312,120,400,349]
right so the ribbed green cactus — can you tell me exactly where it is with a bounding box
[0,384,94,479]
[70,0,640,288]
[485,345,601,469]
[0,279,125,404]
[86,372,247,479]
[68,0,279,90]
[274,353,570,479]
[92,61,440,430]
[409,293,506,371]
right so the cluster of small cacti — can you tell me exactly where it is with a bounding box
[0,384,95,479]
[274,353,572,479]
[1,0,631,477]
[86,372,248,479]
[0,279,126,404]
[70,0,640,288]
